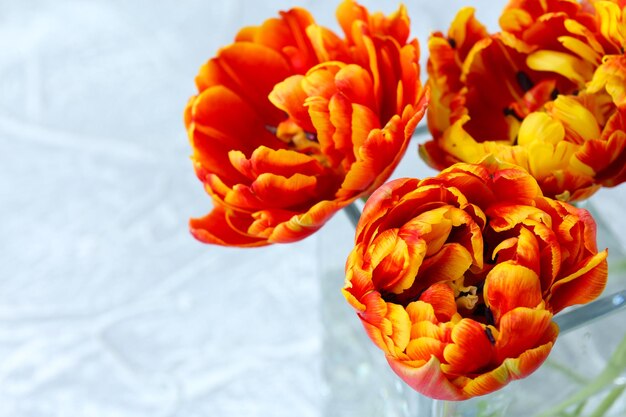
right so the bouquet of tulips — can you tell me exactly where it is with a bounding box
[183,0,625,405]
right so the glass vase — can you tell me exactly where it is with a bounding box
[317,185,626,417]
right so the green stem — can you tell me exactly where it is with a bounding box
[589,385,626,417]
[543,360,589,385]
[535,333,626,417]
[569,400,587,417]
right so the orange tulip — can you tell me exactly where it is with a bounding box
[422,0,625,201]
[342,158,608,400]
[184,0,428,246]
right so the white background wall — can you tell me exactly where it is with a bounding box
[1,1,624,416]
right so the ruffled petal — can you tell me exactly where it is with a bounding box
[189,207,268,247]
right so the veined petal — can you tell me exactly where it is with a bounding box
[189,206,268,247]
[386,302,413,351]
[548,95,602,143]
[548,250,608,312]
[527,140,581,180]
[268,199,345,243]
[459,363,511,398]
[212,42,293,124]
[249,146,327,177]
[419,283,458,324]
[268,75,316,133]
[448,7,489,59]
[410,321,446,340]
[518,112,565,146]
[588,55,626,109]
[416,243,474,288]
[406,337,446,362]
[503,339,555,380]
[190,85,284,154]
[251,173,318,208]
[387,355,467,400]
[406,300,437,324]
[442,318,495,376]
[369,229,420,294]
[335,64,377,111]
[527,50,594,86]
[594,1,626,51]
[573,127,626,183]
[495,307,557,363]
[487,204,551,233]
[484,263,543,323]
[558,35,602,65]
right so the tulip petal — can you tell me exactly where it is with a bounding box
[406,300,437,324]
[268,199,344,243]
[484,263,543,323]
[442,318,495,376]
[549,95,602,143]
[211,43,293,124]
[548,250,608,312]
[387,355,467,400]
[190,207,268,247]
[251,172,318,208]
[419,283,458,324]
[190,85,284,155]
[237,146,328,178]
[406,337,446,362]
[268,75,316,133]
[495,307,557,362]
[527,50,593,86]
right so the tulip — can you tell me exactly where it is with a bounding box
[421,0,625,201]
[343,158,608,400]
[184,0,428,246]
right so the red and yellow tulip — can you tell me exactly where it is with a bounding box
[422,0,625,201]
[184,0,428,246]
[343,158,608,400]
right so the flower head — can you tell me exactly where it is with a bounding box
[422,0,625,201]
[343,158,608,400]
[184,0,428,246]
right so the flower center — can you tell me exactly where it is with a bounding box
[449,277,479,311]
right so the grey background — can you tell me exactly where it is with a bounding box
[1,1,624,416]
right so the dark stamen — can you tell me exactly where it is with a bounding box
[516,71,533,92]
[448,38,457,48]
[503,107,523,122]
[474,304,486,316]
[485,307,495,326]
[265,125,278,135]
[485,327,496,345]
[550,88,560,101]
[305,131,318,142]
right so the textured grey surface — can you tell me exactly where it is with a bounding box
[1,1,625,416]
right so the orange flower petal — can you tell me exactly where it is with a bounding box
[495,307,557,363]
[406,337,446,362]
[268,199,345,243]
[419,283,458,323]
[387,355,467,400]
[484,263,543,323]
[268,75,316,133]
[189,207,268,247]
[235,173,319,210]
[548,249,608,312]
[442,318,495,376]
[189,85,284,155]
